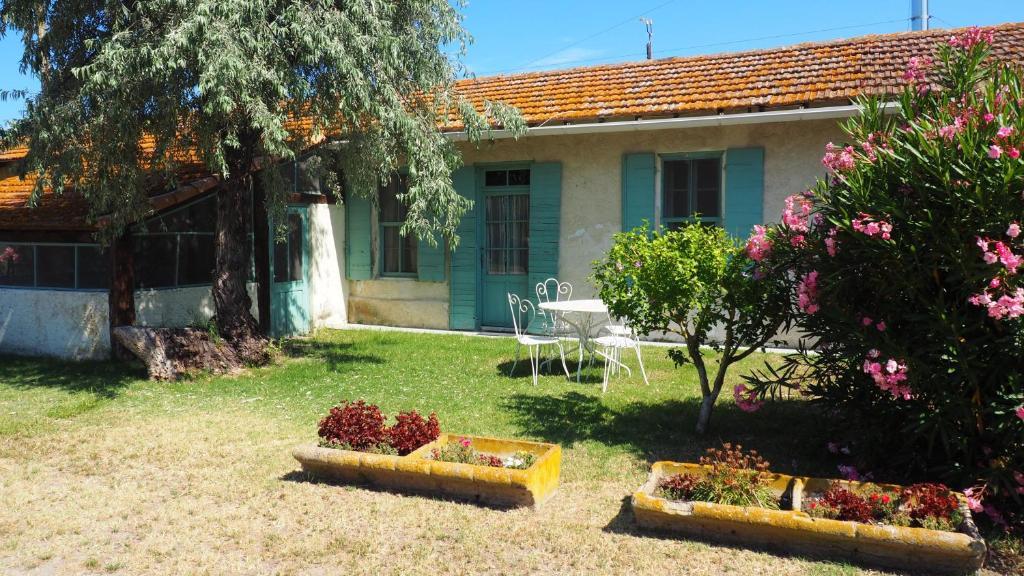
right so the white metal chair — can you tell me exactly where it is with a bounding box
[508,293,571,386]
[594,324,649,393]
[534,277,575,338]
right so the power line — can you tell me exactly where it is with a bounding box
[508,0,680,72]
[480,16,912,76]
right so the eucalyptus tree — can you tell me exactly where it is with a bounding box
[0,0,521,362]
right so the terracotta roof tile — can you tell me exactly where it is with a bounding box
[447,23,1024,127]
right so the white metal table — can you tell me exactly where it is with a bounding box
[538,298,608,382]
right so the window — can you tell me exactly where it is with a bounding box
[484,168,530,188]
[273,213,304,283]
[662,155,722,228]
[484,194,529,275]
[0,243,109,290]
[379,175,417,276]
[133,193,223,289]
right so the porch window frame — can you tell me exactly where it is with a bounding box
[0,241,109,291]
[377,174,417,278]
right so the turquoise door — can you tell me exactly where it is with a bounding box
[480,185,530,328]
[270,206,310,337]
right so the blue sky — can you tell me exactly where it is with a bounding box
[1,0,1022,123]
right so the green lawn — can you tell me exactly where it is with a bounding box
[0,328,946,575]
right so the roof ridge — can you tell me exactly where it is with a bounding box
[456,21,1024,85]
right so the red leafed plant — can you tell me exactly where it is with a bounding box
[656,473,699,501]
[808,484,875,523]
[902,483,961,522]
[317,400,386,450]
[385,410,440,455]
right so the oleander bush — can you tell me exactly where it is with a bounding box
[745,27,1023,531]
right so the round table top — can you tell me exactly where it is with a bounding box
[538,298,607,314]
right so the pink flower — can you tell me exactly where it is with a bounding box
[781,194,813,232]
[861,316,873,326]
[989,145,1003,159]
[875,321,886,332]
[995,242,1022,274]
[984,251,999,264]
[996,126,1014,139]
[733,384,764,413]
[790,234,806,247]
[963,486,984,513]
[983,113,995,124]
[851,213,892,240]
[863,354,911,399]
[948,27,995,49]
[1016,406,1024,420]
[745,225,773,262]
[827,442,839,454]
[459,437,472,448]
[1009,223,1021,238]
[822,143,856,172]
[797,271,820,315]
[837,465,862,481]
[1009,147,1021,160]
[903,56,932,84]
[824,227,838,257]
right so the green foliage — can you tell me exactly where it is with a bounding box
[747,29,1023,528]
[593,223,789,432]
[0,0,525,244]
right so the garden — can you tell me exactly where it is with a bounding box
[0,27,1022,576]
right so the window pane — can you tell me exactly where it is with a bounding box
[381,226,402,274]
[402,231,417,274]
[296,156,321,194]
[694,158,721,218]
[0,245,34,286]
[484,170,507,187]
[487,249,505,274]
[663,160,690,219]
[273,237,289,282]
[36,245,75,288]
[134,237,177,288]
[288,214,303,282]
[507,169,530,186]
[77,246,110,289]
[178,235,215,285]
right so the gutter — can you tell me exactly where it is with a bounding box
[444,103,897,141]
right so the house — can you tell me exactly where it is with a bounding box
[2,23,1023,359]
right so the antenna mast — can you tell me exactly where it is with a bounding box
[640,18,654,60]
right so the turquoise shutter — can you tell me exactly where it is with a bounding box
[417,234,446,281]
[621,153,656,233]
[724,147,765,241]
[528,162,561,292]
[345,191,373,280]
[448,167,479,329]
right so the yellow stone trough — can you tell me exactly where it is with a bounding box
[632,462,987,575]
[292,433,561,508]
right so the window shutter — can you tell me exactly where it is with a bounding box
[448,166,479,329]
[528,162,561,293]
[621,153,656,232]
[724,147,765,242]
[345,191,373,280]
[417,234,446,282]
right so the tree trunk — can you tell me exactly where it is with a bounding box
[213,175,269,365]
[695,393,717,435]
[252,177,271,334]
[112,326,242,380]
[108,231,136,361]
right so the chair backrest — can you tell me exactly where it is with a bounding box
[535,277,572,305]
[507,293,538,338]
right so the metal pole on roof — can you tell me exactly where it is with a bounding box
[911,0,930,31]
[641,18,653,59]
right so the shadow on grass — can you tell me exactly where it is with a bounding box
[0,354,143,399]
[502,390,835,477]
[495,358,605,384]
[279,469,521,511]
[281,339,386,371]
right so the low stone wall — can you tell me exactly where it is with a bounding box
[0,288,110,360]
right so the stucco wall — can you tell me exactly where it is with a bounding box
[0,288,110,360]
[348,278,449,329]
[346,118,845,329]
[308,203,348,329]
[134,283,259,328]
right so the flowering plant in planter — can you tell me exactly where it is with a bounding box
[655,443,779,509]
[743,27,1023,530]
[317,400,440,456]
[429,437,537,470]
[805,482,965,532]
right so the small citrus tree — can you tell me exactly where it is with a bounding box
[746,28,1023,529]
[593,224,789,434]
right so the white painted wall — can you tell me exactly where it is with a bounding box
[0,288,110,360]
[308,203,347,329]
[348,118,846,331]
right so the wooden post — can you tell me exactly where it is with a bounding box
[108,230,136,360]
[253,180,271,334]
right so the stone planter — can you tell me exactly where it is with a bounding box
[632,462,986,574]
[292,433,561,508]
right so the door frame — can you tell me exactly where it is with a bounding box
[269,204,311,337]
[475,162,532,330]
